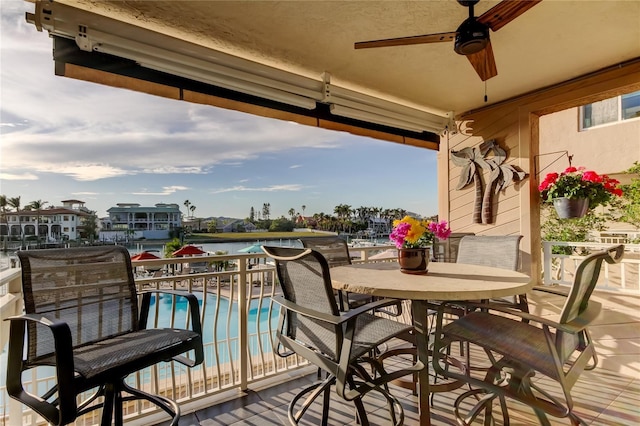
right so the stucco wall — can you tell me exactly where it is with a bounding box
[539,107,639,176]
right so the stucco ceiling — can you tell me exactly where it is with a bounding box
[35,0,640,117]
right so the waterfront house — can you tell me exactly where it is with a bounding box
[100,202,181,240]
[1,199,93,242]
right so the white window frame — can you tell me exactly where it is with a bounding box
[580,90,640,131]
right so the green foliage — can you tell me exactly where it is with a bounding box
[210,250,233,271]
[80,211,99,241]
[164,238,183,258]
[269,217,295,232]
[168,227,184,240]
[616,162,640,229]
[541,205,607,254]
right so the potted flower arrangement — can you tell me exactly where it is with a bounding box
[538,166,623,218]
[389,216,451,274]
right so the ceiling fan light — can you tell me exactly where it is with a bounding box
[454,18,489,55]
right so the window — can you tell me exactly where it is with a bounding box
[581,90,640,129]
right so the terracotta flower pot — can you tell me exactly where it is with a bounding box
[398,248,429,275]
[553,197,589,219]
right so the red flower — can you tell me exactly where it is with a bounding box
[564,166,578,173]
[538,172,558,191]
[582,171,602,183]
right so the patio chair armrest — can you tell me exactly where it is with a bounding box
[273,295,343,324]
[532,285,570,297]
[6,314,77,424]
[438,300,601,334]
[341,297,404,320]
[139,289,202,334]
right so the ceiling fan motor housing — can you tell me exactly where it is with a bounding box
[454,17,489,55]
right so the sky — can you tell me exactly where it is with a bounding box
[0,1,439,220]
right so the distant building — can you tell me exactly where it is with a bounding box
[216,219,257,233]
[100,203,181,240]
[1,199,93,241]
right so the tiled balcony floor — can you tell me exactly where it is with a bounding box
[165,289,640,425]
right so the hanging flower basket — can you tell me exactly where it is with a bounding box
[539,166,623,219]
[553,197,589,219]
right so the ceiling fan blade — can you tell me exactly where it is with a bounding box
[466,40,498,81]
[478,0,542,32]
[355,31,457,49]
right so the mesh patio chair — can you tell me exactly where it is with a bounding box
[384,235,525,400]
[430,235,526,391]
[299,236,402,316]
[262,245,422,426]
[432,244,624,426]
[456,235,527,312]
[7,246,204,426]
[431,232,475,263]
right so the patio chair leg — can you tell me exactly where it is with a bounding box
[353,397,369,426]
[100,383,116,426]
[322,385,330,426]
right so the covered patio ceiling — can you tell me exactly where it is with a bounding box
[25,0,640,147]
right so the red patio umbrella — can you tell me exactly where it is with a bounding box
[172,245,206,257]
[130,251,161,261]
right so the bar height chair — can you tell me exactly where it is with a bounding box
[299,236,402,316]
[262,245,422,426]
[432,245,624,425]
[6,246,204,426]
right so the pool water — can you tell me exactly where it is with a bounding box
[148,292,280,366]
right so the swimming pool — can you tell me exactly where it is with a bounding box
[147,292,280,365]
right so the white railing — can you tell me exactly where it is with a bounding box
[0,245,396,425]
[542,241,640,293]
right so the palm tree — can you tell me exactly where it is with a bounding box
[288,208,296,221]
[0,195,8,237]
[8,196,21,212]
[190,205,196,219]
[183,200,191,218]
[28,199,48,241]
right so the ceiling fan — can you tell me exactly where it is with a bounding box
[355,0,542,81]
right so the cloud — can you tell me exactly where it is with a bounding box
[211,184,303,194]
[0,3,345,185]
[289,164,302,169]
[0,172,38,180]
[132,186,189,196]
[44,164,131,181]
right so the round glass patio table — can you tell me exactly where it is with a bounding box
[330,261,532,426]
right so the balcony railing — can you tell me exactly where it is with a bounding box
[0,245,396,425]
[3,240,636,424]
[542,241,640,293]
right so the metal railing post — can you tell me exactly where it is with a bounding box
[237,256,248,391]
[542,241,552,285]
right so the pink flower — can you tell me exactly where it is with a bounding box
[389,222,411,249]
[564,166,577,173]
[428,221,452,240]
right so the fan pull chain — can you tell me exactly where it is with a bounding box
[484,81,488,103]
